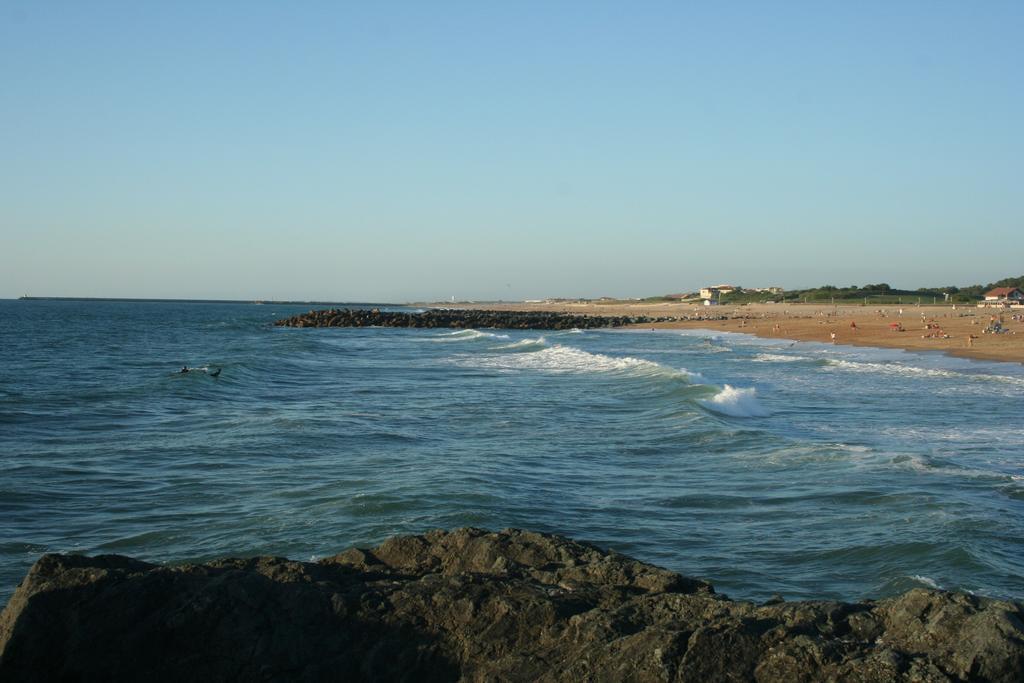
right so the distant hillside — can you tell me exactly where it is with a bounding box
[710,276,1024,305]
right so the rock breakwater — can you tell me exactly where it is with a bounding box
[2,528,1022,681]
[275,308,672,330]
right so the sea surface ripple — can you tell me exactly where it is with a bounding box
[1,301,1023,604]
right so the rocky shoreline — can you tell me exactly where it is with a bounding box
[1,528,1021,681]
[274,308,678,330]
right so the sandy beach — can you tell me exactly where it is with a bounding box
[433,301,1024,364]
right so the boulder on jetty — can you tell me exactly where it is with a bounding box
[275,308,671,330]
[2,529,1022,682]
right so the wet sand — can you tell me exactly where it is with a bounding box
[429,301,1024,364]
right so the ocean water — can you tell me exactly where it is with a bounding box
[1,300,1023,606]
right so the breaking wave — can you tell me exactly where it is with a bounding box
[698,385,769,418]
[491,337,548,351]
[460,343,701,382]
[909,575,942,589]
[427,329,511,342]
[826,359,1024,386]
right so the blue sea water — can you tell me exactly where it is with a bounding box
[1,300,1023,606]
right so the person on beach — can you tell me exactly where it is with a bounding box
[850,321,857,333]
[830,331,837,344]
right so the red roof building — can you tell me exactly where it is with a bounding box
[983,287,1024,301]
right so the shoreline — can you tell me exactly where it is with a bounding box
[429,301,1024,365]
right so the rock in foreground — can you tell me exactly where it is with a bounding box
[1,528,1021,682]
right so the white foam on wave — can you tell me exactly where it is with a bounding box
[491,336,547,351]
[699,384,769,418]
[753,353,810,363]
[826,359,959,380]
[909,575,941,589]
[427,329,510,342]
[459,343,700,382]
[682,368,705,382]
[826,358,1024,387]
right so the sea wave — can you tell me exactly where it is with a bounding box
[703,344,732,354]
[826,359,1024,386]
[698,385,769,418]
[458,343,700,382]
[878,424,1024,446]
[826,359,959,380]
[891,453,1024,493]
[909,575,942,589]
[425,329,511,342]
[491,337,548,351]
[752,353,811,363]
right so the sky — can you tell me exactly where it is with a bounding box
[1,1,1021,301]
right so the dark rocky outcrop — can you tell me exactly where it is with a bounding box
[274,309,675,330]
[1,528,1022,681]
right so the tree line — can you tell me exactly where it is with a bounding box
[714,275,1024,304]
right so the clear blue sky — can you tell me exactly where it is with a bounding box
[2,1,1021,301]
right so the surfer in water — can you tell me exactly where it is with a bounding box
[177,366,221,377]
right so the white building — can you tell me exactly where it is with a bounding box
[980,287,1024,307]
